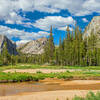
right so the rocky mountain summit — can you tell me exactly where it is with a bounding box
[84,16,100,37]
[84,16,100,47]
[0,35,18,55]
[18,37,48,54]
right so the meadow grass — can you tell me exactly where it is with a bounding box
[73,91,100,100]
[0,70,100,83]
[0,64,100,71]
[57,92,100,100]
[0,71,72,82]
[0,64,100,83]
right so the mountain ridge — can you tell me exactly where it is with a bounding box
[17,37,48,55]
[84,16,100,37]
[0,35,18,55]
[84,16,100,48]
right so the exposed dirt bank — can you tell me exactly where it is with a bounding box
[3,68,100,74]
[3,69,69,73]
[0,79,100,96]
[0,90,100,100]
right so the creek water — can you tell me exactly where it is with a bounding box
[0,80,100,96]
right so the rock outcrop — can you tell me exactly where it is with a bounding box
[84,16,100,37]
[0,35,18,55]
[18,37,48,54]
[84,16,100,47]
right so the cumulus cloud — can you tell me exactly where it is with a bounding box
[0,0,100,44]
[0,0,100,24]
[0,25,49,43]
[83,0,100,13]
[82,18,89,22]
[0,0,99,46]
[16,31,50,45]
[5,12,24,24]
[0,0,32,24]
[16,40,30,45]
[33,16,75,31]
[58,26,73,31]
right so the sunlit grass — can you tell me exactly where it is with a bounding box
[0,64,100,83]
[73,91,100,100]
[0,64,100,71]
[0,70,100,83]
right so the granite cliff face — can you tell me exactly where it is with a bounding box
[84,16,100,37]
[84,16,100,47]
[0,35,18,55]
[18,37,48,54]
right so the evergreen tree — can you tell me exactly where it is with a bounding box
[49,26,55,61]
[97,48,100,66]
[58,37,64,65]
[73,25,80,65]
[2,42,11,65]
[54,47,59,65]
[0,53,2,65]
[86,30,97,66]
[44,26,55,63]
[79,41,87,66]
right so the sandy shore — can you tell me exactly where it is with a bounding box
[0,79,100,97]
[0,80,100,100]
[41,79,100,85]
[0,90,100,100]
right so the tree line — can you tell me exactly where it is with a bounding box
[43,25,100,66]
[0,25,100,66]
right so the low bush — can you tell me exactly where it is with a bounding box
[73,92,100,100]
[36,71,42,73]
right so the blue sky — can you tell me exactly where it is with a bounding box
[0,0,100,45]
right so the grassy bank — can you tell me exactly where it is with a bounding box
[0,64,100,71]
[73,91,100,100]
[0,64,100,83]
[0,70,100,83]
[0,72,71,83]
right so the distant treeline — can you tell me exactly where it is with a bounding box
[0,25,100,66]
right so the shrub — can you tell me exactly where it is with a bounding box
[36,71,42,73]
[73,92,100,100]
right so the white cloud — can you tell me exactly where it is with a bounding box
[19,0,100,16]
[5,12,24,24]
[0,0,99,45]
[83,0,100,13]
[58,26,73,31]
[0,0,30,24]
[0,25,49,43]
[33,16,75,31]
[16,40,30,45]
[82,18,89,22]
[0,0,100,24]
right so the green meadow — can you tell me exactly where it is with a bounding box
[0,64,100,83]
